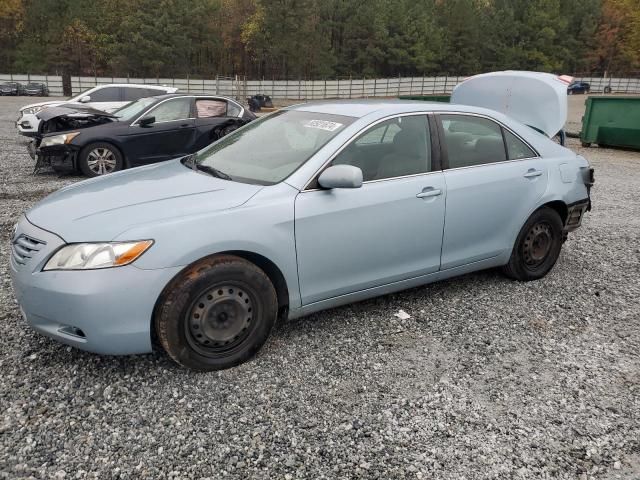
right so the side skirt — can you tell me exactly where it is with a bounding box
[288,254,507,320]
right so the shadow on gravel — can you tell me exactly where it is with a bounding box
[12,268,507,377]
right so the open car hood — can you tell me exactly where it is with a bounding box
[36,104,116,122]
[451,71,571,137]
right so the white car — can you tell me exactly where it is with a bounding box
[16,83,178,136]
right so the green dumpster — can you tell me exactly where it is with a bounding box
[580,96,640,150]
[399,95,450,102]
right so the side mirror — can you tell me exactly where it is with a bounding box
[79,96,91,103]
[139,116,155,127]
[318,165,363,189]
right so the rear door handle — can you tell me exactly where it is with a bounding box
[416,187,442,199]
[524,169,543,178]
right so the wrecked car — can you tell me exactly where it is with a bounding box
[31,94,256,176]
[11,71,593,371]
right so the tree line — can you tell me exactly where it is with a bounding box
[1,0,639,79]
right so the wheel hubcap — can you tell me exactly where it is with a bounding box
[523,222,553,267]
[187,285,253,352]
[87,148,117,175]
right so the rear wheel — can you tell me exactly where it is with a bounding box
[155,255,277,371]
[78,142,123,177]
[502,207,564,281]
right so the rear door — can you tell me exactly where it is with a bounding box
[437,113,548,269]
[122,97,196,165]
[192,98,239,150]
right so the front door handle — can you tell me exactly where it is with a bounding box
[523,169,543,178]
[416,187,442,199]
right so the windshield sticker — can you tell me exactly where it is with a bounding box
[304,120,343,131]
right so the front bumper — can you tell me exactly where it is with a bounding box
[33,144,79,172]
[16,112,40,135]
[9,215,182,355]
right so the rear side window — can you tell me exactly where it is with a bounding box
[196,99,227,118]
[227,101,242,117]
[89,87,122,102]
[440,115,506,168]
[332,115,431,181]
[123,87,153,101]
[504,129,536,159]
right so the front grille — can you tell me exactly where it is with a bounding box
[12,234,46,265]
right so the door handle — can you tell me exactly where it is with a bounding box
[523,169,543,178]
[179,123,190,128]
[416,188,442,199]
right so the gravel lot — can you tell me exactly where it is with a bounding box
[1,96,639,480]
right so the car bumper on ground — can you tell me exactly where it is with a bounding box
[9,215,182,355]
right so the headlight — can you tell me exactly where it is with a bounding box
[22,106,45,115]
[40,132,80,147]
[43,240,153,271]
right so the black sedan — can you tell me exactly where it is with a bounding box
[24,82,49,96]
[1,82,26,95]
[33,94,256,177]
[567,81,590,94]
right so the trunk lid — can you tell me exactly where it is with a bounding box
[451,71,571,137]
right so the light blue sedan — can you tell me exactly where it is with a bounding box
[10,96,593,370]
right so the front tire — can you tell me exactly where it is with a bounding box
[502,207,564,281]
[155,255,278,371]
[78,142,123,177]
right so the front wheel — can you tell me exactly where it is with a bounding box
[155,255,278,371]
[78,142,123,177]
[501,207,564,281]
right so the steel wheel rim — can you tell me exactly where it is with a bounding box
[523,222,553,268]
[87,148,117,175]
[185,284,255,356]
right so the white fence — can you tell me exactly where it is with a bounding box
[2,73,640,99]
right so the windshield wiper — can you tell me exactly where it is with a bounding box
[183,153,232,180]
[196,164,233,180]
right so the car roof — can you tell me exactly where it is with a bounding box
[286,100,503,119]
[147,93,238,101]
[90,83,172,89]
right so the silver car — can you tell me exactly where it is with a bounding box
[9,73,594,371]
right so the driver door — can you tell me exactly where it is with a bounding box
[122,97,196,165]
[294,114,446,305]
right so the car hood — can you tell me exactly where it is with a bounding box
[36,105,116,122]
[26,160,263,242]
[20,100,68,112]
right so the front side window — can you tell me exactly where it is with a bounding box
[113,97,157,122]
[440,115,506,168]
[332,115,430,181]
[146,98,192,123]
[88,87,122,102]
[195,110,355,185]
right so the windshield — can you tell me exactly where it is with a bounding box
[194,110,355,185]
[112,97,157,122]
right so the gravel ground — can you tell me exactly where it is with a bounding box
[0,96,639,480]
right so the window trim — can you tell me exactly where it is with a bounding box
[435,112,540,171]
[302,112,439,191]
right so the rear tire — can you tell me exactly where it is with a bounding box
[501,207,564,281]
[155,255,277,371]
[78,142,123,177]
